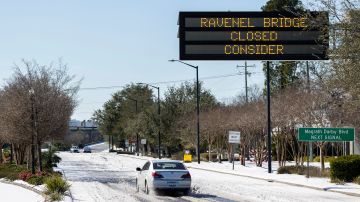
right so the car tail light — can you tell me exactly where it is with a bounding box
[181,172,191,179]
[151,172,164,179]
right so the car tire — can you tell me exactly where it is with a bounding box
[145,181,149,195]
[183,188,190,196]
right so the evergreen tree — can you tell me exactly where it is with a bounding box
[261,0,304,93]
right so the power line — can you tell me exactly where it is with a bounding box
[79,72,245,91]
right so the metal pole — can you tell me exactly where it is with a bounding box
[135,100,139,156]
[306,61,313,161]
[30,94,36,174]
[307,142,310,178]
[232,144,235,170]
[266,61,272,173]
[157,87,161,159]
[245,61,248,103]
[196,66,200,164]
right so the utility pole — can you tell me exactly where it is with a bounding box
[237,61,255,164]
[236,62,255,103]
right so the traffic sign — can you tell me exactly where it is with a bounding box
[179,11,329,60]
[298,128,355,142]
[141,139,147,144]
[229,131,241,144]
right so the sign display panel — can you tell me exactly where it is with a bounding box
[228,131,241,144]
[179,12,329,60]
[298,128,355,142]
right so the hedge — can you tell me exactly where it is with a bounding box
[200,153,218,162]
[330,155,360,182]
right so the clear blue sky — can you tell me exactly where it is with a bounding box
[0,0,271,120]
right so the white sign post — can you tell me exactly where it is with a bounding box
[141,139,147,145]
[228,131,241,170]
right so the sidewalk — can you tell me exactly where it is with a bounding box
[0,180,44,202]
[118,154,360,197]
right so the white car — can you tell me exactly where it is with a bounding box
[70,146,79,153]
[136,160,191,195]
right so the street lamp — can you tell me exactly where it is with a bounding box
[138,83,161,159]
[117,96,139,155]
[127,97,139,155]
[169,59,200,164]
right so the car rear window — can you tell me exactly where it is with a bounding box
[153,162,186,170]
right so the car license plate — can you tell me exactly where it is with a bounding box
[167,181,177,187]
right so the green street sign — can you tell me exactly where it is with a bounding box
[298,128,355,142]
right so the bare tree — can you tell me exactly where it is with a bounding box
[0,60,79,171]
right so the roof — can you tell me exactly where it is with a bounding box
[150,159,182,163]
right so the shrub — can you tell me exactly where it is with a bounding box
[27,175,45,185]
[45,176,70,195]
[47,192,63,201]
[313,156,336,162]
[52,142,70,151]
[277,165,329,177]
[42,150,61,169]
[171,151,184,160]
[18,171,33,181]
[353,176,360,185]
[330,155,360,182]
[0,164,27,180]
[200,153,218,162]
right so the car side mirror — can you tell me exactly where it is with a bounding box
[136,167,141,171]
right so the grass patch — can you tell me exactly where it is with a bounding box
[45,176,70,200]
[47,191,63,201]
[277,165,330,178]
[353,176,360,185]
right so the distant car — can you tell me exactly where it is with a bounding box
[83,146,91,153]
[70,146,79,153]
[136,160,191,195]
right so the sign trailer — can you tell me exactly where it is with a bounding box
[178,11,329,173]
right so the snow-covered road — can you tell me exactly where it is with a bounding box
[57,147,359,202]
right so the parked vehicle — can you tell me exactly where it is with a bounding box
[70,146,79,153]
[83,146,92,153]
[136,160,191,195]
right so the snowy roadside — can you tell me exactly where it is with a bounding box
[187,160,360,196]
[118,154,360,197]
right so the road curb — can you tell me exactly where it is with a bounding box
[0,179,46,201]
[186,166,360,198]
[117,154,360,198]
